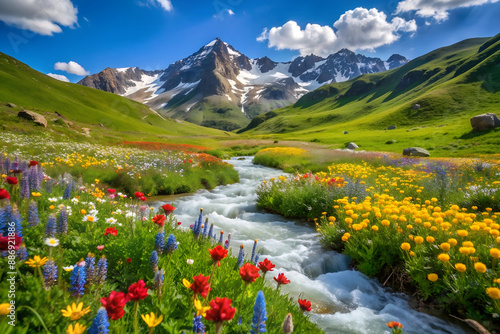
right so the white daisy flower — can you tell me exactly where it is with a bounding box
[82,214,98,223]
[71,198,79,204]
[48,197,58,202]
[106,217,118,224]
[44,237,60,247]
[63,265,74,272]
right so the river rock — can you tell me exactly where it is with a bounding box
[470,113,500,131]
[403,147,430,157]
[7,103,17,108]
[347,142,358,150]
[17,110,47,127]
[387,125,397,130]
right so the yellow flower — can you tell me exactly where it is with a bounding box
[0,303,12,315]
[49,205,55,210]
[457,230,468,237]
[474,262,487,274]
[194,299,211,317]
[182,278,192,289]
[80,209,87,215]
[486,287,500,299]
[328,216,336,222]
[31,192,42,197]
[490,248,500,259]
[400,243,411,251]
[371,225,379,231]
[341,233,350,242]
[426,236,435,243]
[61,302,91,321]
[438,253,450,262]
[66,322,87,334]
[414,236,424,244]
[381,219,390,227]
[427,273,438,282]
[25,255,48,268]
[455,263,466,272]
[141,312,163,328]
[462,241,474,247]
[448,238,457,246]
[440,243,451,251]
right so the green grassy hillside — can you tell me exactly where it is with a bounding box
[242,34,500,156]
[0,52,231,145]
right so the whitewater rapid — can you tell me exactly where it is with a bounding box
[154,157,468,334]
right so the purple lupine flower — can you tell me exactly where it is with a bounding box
[45,214,57,238]
[250,239,258,263]
[85,253,96,285]
[97,256,107,286]
[224,233,231,250]
[155,232,165,255]
[28,201,40,227]
[20,173,30,199]
[57,206,68,234]
[69,262,86,297]
[43,259,58,289]
[236,244,244,268]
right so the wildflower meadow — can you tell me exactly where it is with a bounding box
[0,149,322,333]
[255,147,500,325]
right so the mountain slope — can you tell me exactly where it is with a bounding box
[78,38,408,131]
[241,34,500,156]
[0,52,228,142]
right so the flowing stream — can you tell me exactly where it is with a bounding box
[154,157,469,334]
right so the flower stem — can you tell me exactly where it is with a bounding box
[204,262,217,306]
[238,283,248,318]
[133,301,139,334]
[215,322,223,334]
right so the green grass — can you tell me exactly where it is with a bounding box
[243,35,500,157]
[0,52,233,146]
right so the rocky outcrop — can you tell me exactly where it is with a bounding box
[403,147,430,157]
[347,142,358,150]
[18,110,47,127]
[470,113,500,131]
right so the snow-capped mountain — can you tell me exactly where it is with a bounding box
[78,38,408,130]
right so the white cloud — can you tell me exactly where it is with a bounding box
[0,0,78,36]
[47,73,70,82]
[396,0,499,22]
[54,61,89,76]
[227,9,235,15]
[257,8,417,56]
[139,0,173,11]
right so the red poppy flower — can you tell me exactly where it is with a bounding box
[273,273,290,286]
[387,322,403,329]
[139,196,147,202]
[29,160,38,166]
[209,245,228,266]
[107,189,116,194]
[127,279,149,301]
[205,297,236,323]
[0,189,10,200]
[161,203,176,215]
[239,263,260,283]
[0,235,22,251]
[298,298,311,312]
[6,177,17,185]
[104,227,118,236]
[190,274,211,298]
[134,191,144,198]
[188,159,193,163]
[100,291,129,320]
[152,214,165,227]
[126,258,132,263]
[258,258,275,273]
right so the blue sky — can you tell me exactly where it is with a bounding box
[0,0,499,82]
